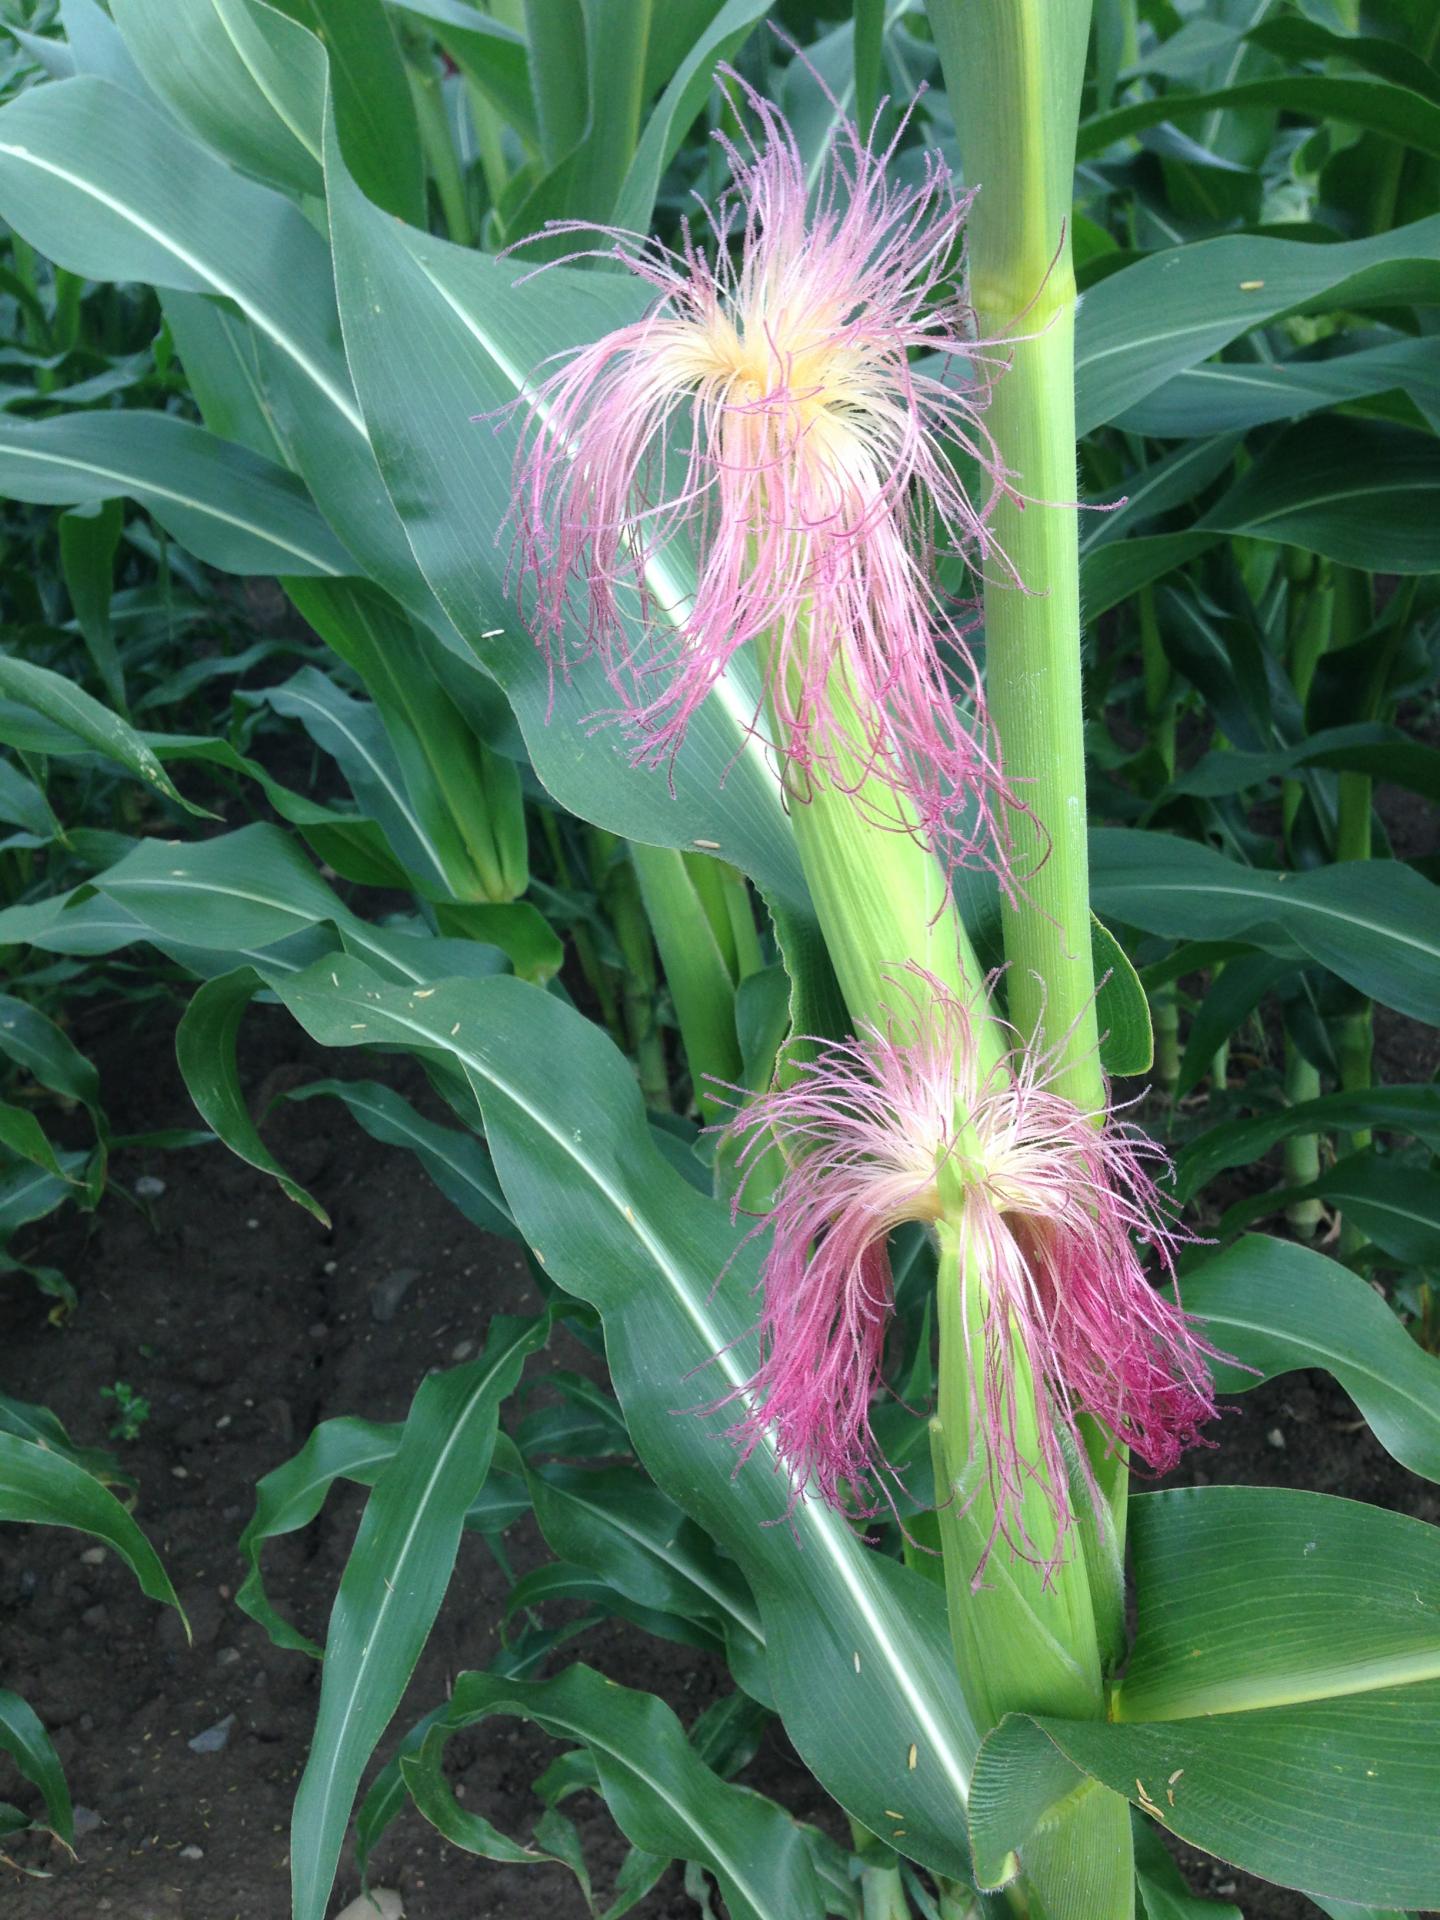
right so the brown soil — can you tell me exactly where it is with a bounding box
[1,997,1435,1920]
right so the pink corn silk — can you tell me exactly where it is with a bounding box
[722,979,1220,1570]
[509,71,1027,881]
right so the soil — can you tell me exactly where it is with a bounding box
[1,991,1436,1920]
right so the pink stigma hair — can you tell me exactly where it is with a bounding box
[508,67,1027,882]
[722,975,1220,1572]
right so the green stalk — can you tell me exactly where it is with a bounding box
[1151,988,1180,1103]
[1283,1041,1323,1240]
[1281,555,1332,843]
[847,1818,913,1920]
[925,9,1135,1908]
[1211,1032,1230,1096]
[930,0,1101,1111]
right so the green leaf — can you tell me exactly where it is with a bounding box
[525,1460,768,1694]
[1134,1820,1241,1920]
[1218,1153,1440,1267]
[271,958,981,1879]
[1079,74,1440,162]
[0,411,352,577]
[301,0,425,223]
[322,103,813,918]
[611,0,770,233]
[1246,15,1440,104]
[0,76,364,434]
[0,989,104,1122]
[1089,830,1440,1027]
[0,654,205,816]
[92,823,354,954]
[0,759,56,840]
[970,1486,1440,1907]
[58,497,125,712]
[236,1412,403,1658]
[974,1608,1440,1903]
[256,667,458,897]
[284,576,531,906]
[1182,1235,1440,1484]
[1203,418,1440,573]
[1091,915,1153,1075]
[1116,1485,1440,1721]
[1117,336,1440,439]
[1074,216,1440,434]
[289,1315,550,1920]
[632,843,743,1122]
[0,1389,126,1486]
[176,968,328,1225]
[0,1154,88,1239]
[432,898,562,983]
[390,0,537,151]
[520,0,588,168]
[1081,531,1220,620]
[86,822,502,989]
[1311,1903,1412,1920]
[399,1665,827,1920]
[0,1432,184,1627]
[0,1689,72,1844]
[1164,724,1440,806]
[1177,1087,1440,1201]
[0,1101,73,1185]
[286,1077,512,1237]
[1174,953,1293,1101]
[110,0,326,196]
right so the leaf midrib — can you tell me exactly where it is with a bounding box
[0,434,343,572]
[1118,1645,1440,1722]
[1104,868,1440,963]
[0,134,363,433]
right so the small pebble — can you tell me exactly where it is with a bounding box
[215,1414,232,1431]
[73,1806,101,1837]
[1266,1427,1286,1450]
[187,1713,236,1754]
[369,1267,420,1324]
[245,1217,260,1229]
[451,1339,475,1361]
[334,1893,403,1920]
[80,1546,106,1566]
[308,1321,327,1340]
[216,1647,241,1668]
[323,1259,338,1275]
[133,1175,166,1200]
[171,1465,189,1480]
[178,1845,204,1861]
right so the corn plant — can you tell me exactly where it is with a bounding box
[0,2,1437,1918]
